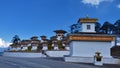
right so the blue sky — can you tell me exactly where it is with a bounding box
[0,0,120,47]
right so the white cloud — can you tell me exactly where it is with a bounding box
[0,38,11,48]
[117,4,120,8]
[81,0,113,6]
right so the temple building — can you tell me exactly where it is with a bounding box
[78,16,97,33]
[31,36,40,50]
[21,40,31,51]
[51,36,59,50]
[40,35,47,43]
[40,35,49,50]
[9,36,40,51]
[64,16,120,64]
[54,30,67,40]
[61,37,69,50]
[10,43,21,51]
[9,30,69,52]
[51,30,68,50]
[16,44,21,51]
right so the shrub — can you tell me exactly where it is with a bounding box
[28,46,32,51]
[37,43,43,52]
[48,44,53,50]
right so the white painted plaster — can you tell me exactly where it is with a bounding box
[46,50,69,57]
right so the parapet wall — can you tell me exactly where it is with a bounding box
[45,50,70,57]
[3,52,46,57]
[64,56,120,64]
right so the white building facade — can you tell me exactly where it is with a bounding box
[64,16,120,64]
[81,23,96,33]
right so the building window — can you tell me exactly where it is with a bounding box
[87,25,91,30]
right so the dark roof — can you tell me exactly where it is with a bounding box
[31,36,38,39]
[42,39,49,41]
[40,35,46,38]
[50,36,58,41]
[31,36,38,40]
[21,40,31,45]
[54,30,67,33]
[50,36,57,39]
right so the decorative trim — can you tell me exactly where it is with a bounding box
[69,35,115,41]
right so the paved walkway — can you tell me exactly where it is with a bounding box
[0,56,120,68]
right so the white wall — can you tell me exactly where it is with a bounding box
[10,48,16,51]
[46,50,70,57]
[70,41,111,57]
[16,47,21,51]
[22,47,28,50]
[64,56,94,63]
[42,46,48,50]
[3,52,46,57]
[31,46,37,50]
[81,23,95,32]
[64,56,120,64]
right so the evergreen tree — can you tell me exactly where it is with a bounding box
[70,23,81,33]
[114,19,120,35]
[95,22,101,33]
[12,35,21,44]
[100,21,115,34]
